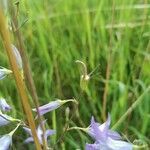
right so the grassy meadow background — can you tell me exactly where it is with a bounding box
[0,0,150,149]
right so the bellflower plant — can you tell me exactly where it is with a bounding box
[0,67,12,80]
[23,120,55,145]
[32,99,77,116]
[86,115,133,150]
[0,98,11,112]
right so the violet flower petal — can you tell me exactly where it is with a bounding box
[32,100,62,116]
[90,116,105,141]
[45,129,55,137]
[88,116,110,141]
[99,114,111,132]
[0,113,20,127]
[45,129,55,141]
[37,120,56,144]
[86,143,100,150]
[37,121,46,144]
[24,137,34,144]
[23,127,32,136]
[37,120,47,133]
[86,138,133,150]
[106,137,133,150]
[107,130,121,140]
[0,134,12,150]
[0,98,11,112]
[11,45,23,70]
[0,114,11,126]
[88,114,121,142]
[33,99,77,117]
[86,141,109,150]
[23,120,55,145]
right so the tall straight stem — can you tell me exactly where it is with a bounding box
[8,2,47,149]
[102,0,115,120]
[0,9,42,150]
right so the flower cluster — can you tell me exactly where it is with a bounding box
[0,44,78,149]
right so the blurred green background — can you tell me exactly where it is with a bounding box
[0,0,150,149]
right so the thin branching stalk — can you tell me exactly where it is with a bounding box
[53,102,79,148]
[0,9,42,150]
[8,2,47,149]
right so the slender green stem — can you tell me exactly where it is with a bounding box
[9,122,21,136]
